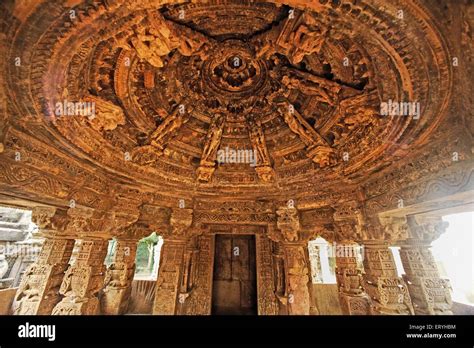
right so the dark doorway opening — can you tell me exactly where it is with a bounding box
[212,234,257,315]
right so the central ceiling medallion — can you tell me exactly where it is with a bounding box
[203,40,267,97]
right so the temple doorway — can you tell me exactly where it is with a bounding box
[211,234,257,315]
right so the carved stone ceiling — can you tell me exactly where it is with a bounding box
[1,0,454,203]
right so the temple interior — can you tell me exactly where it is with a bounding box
[0,0,473,316]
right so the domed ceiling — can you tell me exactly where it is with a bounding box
[3,0,452,201]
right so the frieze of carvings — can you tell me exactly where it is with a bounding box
[194,200,274,214]
[64,207,116,237]
[365,163,474,215]
[12,238,75,315]
[193,211,275,226]
[363,139,473,200]
[1,129,120,204]
[0,160,71,200]
[52,239,109,315]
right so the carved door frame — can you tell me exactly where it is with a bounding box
[202,224,278,315]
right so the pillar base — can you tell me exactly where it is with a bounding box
[52,297,100,315]
[101,287,133,315]
[339,293,372,315]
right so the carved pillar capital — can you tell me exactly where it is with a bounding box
[160,208,194,241]
[66,207,116,239]
[31,206,70,237]
[116,204,168,240]
[274,206,301,242]
[407,215,449,244]
[379,216,409,244]
[332,201,363,243]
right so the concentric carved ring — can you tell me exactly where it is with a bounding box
[202,41,267,97]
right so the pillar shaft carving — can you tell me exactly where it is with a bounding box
[152,239,186,315]
[52,238,109,315]
[12,237,75,315]
[362,241,414,315]
[399,243,452,315]
[283,242,310,315]
[332,204,372,314]
[270,206,311,315]
[335,243,372,315]
[12,207,74,315]
[153,207,193,314]
[101,239,138,315]
[399,216,452,315]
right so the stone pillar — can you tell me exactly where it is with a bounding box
[269,206,311,315]
[399,216,452,315]
[12,207,74,315]
[332,203,372,315]
[152,208,193,315]
[282,242,311,315]
[307,240,322,283]
[101,238,137,315]
[335,243,371,314]
[52,238,109,315]
[153,238,187,314]
[399,243,452,315]
[362,240,414,315]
